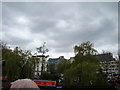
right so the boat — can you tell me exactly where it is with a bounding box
[33,80,56,88]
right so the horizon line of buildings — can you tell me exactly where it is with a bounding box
[34,53,120,77]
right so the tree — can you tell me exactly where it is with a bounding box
[48,63,56,74]
[64,61,107,87]
[57,59,71,74]
[14,47,35,79]
[36,42,49,75]
[1,43,21,81]
[74,41,97,56]
[74,41,98,64]
[63,41,108,87]
[3,48,21,81]
[42,63,60,80]
[2,43,35,81]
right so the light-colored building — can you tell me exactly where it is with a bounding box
[32,55,47,76]
[95,53,119,75]
[69,57,74,63]
[107,60,119,74]
[100,60,120,75]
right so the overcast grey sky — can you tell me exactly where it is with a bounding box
[2,2,118,59]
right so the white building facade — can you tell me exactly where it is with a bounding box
[32,55,47,77]
[100,60,120,75]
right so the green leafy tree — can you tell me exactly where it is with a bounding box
[4,51,20,81]
[57,59,71,74]
[48,63,56,74]
[63,41,108,87]
[2,43,35,81]
[13,47,35,79]
[40,71,59,80]
[64,61,107,87]
[74,41,97,56]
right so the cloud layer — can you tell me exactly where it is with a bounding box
[2,2,118,59]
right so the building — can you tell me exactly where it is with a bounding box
[47,56,65,71]
[96,53,119,76]
[69,57,74,63]
[95,53,114,62]
[32,55,47,76]
[47,56,65,65]
[107,60,119,74]
[100,60,120,75]
[69,53,114,63]
[70,53,119,76]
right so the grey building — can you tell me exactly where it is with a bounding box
[100,60,120,75]
[47,56,65,71]
[96,53,119,76]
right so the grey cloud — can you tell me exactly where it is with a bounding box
[3,31,31,48]
[2,2,118,57]
[44,20,117,53]
[118,2,120,51]
[30,19,56,33]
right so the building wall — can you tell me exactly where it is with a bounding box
[69,57,74,63]
[33,56,47,76]
[47,56,65,71]
[100,60,120,75]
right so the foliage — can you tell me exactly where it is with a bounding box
[46,59,72,81]
[57,60,71,74]
[46,63,60,80]
[2,47,21,81]
[40,71,59,81]
[1,41,109,87]
[63,41,108,87]
[36,42,49,55]
[14,47,35,79]
[64,61,107,87]
[74,41,97,56]
[74,54,99,65]
[36,42,49,75]
[2,43,35,81]
[47,63,56,74]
